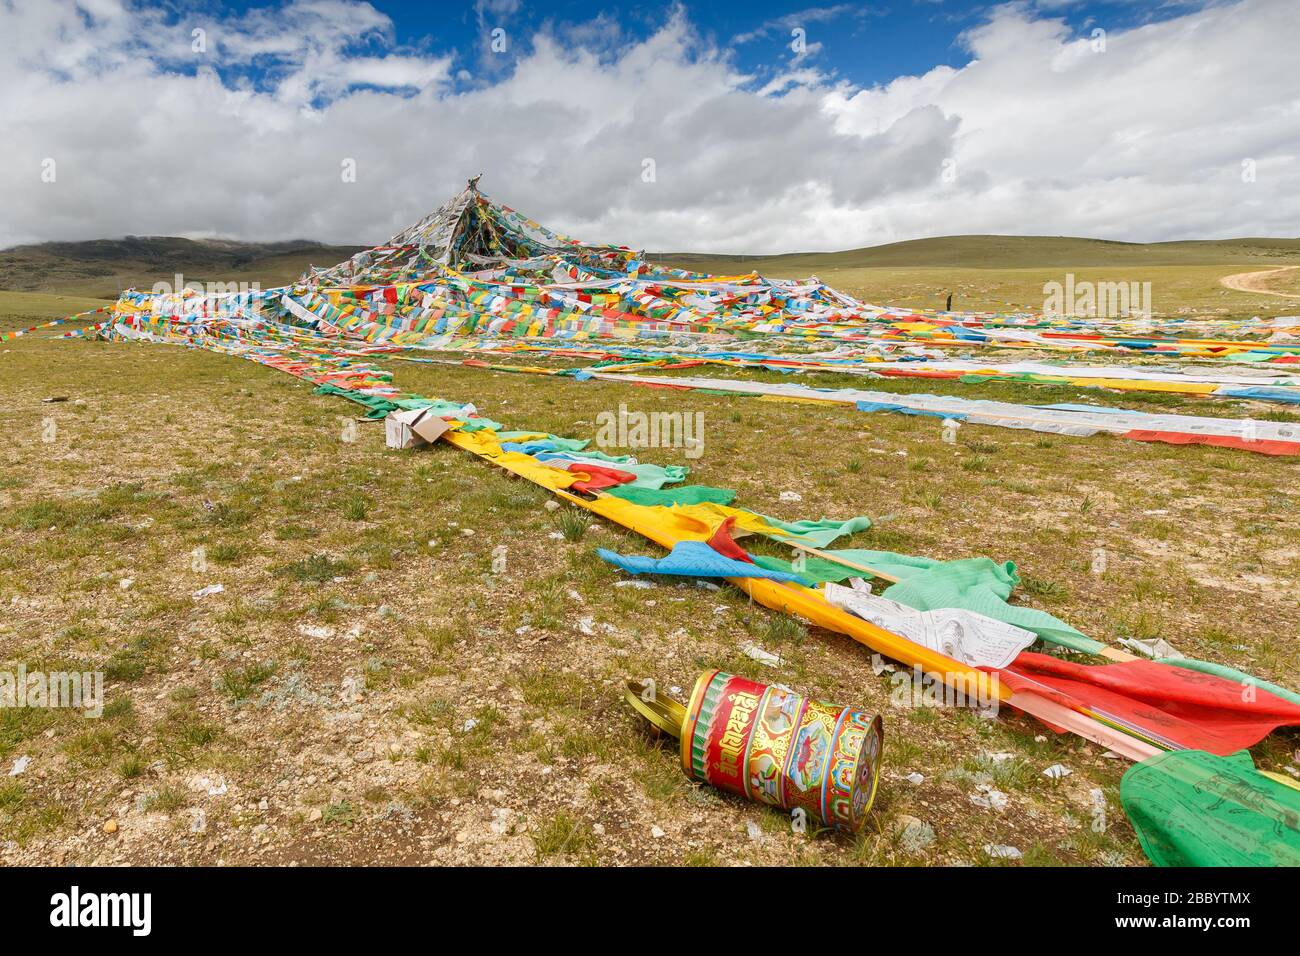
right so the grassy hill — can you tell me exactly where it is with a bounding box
[4,232,1298,318]
[653,235,1300,274]
[0,237,364,299]
[653,236,1300,316]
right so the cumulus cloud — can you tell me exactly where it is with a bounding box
[1,0,1296,252]
[822,0,1300,244]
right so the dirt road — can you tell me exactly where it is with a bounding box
[1220,265,1300,297]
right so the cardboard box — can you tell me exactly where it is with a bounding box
[385,408,450,449]
[410,413,450,444]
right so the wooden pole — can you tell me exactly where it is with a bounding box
[787,541,901,584]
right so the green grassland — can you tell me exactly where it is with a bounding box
[659,235,1300,270]
[767,264,1290,317]
[657,235,1300,316]
[0,238,1297,867]
[0,237,362,300]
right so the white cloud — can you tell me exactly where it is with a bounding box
[0,0,1296,253]
[733,4,865,44]
[824,0,1300,243]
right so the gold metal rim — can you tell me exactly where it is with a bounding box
[623,680,686,739]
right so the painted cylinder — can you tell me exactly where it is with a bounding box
[679,670,884,832]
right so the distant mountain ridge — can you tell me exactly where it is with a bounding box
[651,235,1300,273]
[0,236,365,297]
[5,233,1300,299]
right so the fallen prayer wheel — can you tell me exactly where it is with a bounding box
[625,671,883,831]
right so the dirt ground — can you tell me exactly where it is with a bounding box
[1219,266,1300,297]
[1,288,1298,867]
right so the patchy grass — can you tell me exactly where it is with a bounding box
[553,509,589,542]
[219,662,279,702]
[534,811,593,861]
[1,282,1298,867]
[141,786,188,813]
[322,800,358,827]
[274,554,354,583]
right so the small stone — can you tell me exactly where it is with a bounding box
[353,750,374,763]
[984,843,1023,860]
[103,819,119,834]
[307,808,323,823]
[650,825,666,839]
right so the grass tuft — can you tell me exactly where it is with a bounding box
[554,509,588,542]
[275,554,354,583]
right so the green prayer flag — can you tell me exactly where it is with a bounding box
[755,548,1095,652]
[312,383,398,419]
[1121,750,1300,867]
[605,485,738,507]
[753,515,873,549]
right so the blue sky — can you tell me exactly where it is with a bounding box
[4,0,1295,250]
[167,0,1201,99]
